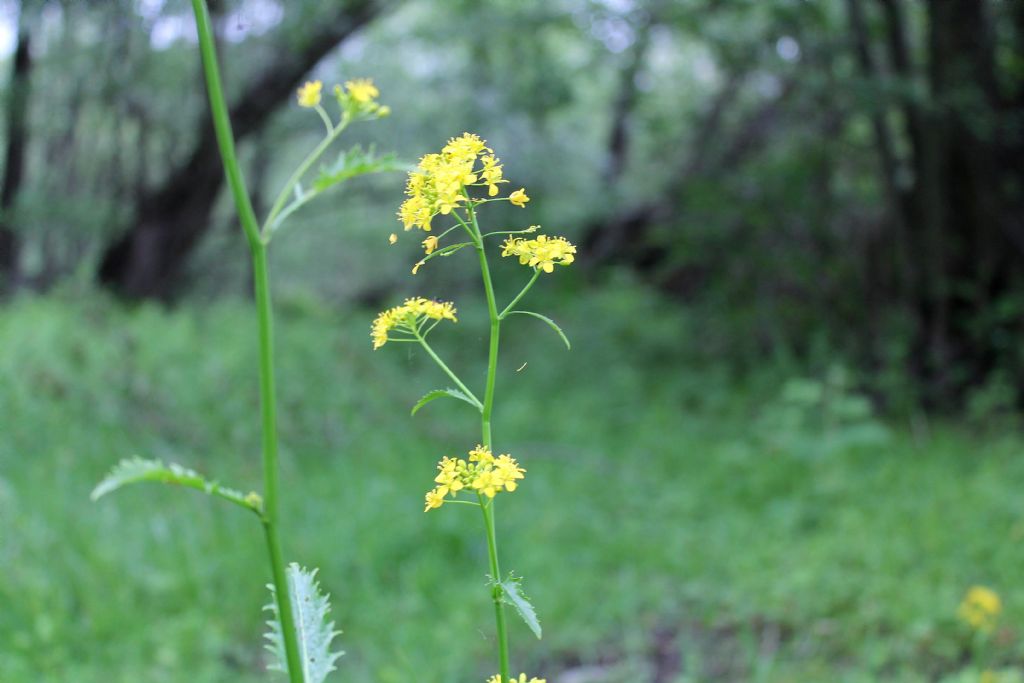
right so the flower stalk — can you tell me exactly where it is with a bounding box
[378,133,573,683]
[190,1,303,679]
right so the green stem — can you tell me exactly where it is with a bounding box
[480,494,510,683]
[499,270,540,319]
[412,328,482,409]
[190,2,304,681]
[193,0,259,250]
[466,201,510,683]
[263,115,350,237]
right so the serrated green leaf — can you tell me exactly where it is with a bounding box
[506,310,571,350]
[496,574,542,639]
[313,145,403,192]
[90,457,258,513]
[411,387,482,415]
[265,564,344,683]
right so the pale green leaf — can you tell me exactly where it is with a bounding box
[495,573,542,639]
[411,387,482,415]
[90,457,257,513]
[506,310,571,350]
[265,564,344,683]
[313,145,403,192]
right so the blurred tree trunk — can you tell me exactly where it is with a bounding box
[0,6,32,293]
[98,1,381,301]
[916,0,1010,404]
[863,0,1020,406]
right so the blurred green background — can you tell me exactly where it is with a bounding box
[2,1,1024,681]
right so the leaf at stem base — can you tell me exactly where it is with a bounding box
[265,563,344,683]
[493,573,543,639]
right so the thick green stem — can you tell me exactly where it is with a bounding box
[467,202,510,683]
[190,1,303,681]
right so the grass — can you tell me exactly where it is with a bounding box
[1,282,1023,683]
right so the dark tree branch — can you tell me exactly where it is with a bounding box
[0,6,32,292]
[98,1,384,300]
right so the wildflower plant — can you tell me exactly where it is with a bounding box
[377,132,575,682]
[958,586,1004,676]
[90,2,394,681]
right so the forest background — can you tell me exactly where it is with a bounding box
[2,1,1024,682]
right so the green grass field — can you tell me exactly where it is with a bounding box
[2,286,1022,682]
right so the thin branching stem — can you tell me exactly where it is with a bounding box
[263,115,350,237]
[412,327,482,408]
[500,270,541,319]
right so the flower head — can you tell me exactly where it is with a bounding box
[480,155,506,196]
[345,78,379,103]
[397,133,528,233]
[487,675,545,683]
[423,235,439,255]
[371,297,457,349]
[501,234,576,273]
[958,586,1002,633]
[334,78,387,117]
[297,80,323,108]
[509,188,530,207]
[424,446,526,511]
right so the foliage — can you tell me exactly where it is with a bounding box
[3,292,1024,681]
[265,565,344,683]
[91,457,259,513]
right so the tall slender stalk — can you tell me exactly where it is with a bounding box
[190,2,303,681]
[467,201,511,683]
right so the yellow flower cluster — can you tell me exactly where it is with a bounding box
[398,133,511,232]
[958,585,1002,633]
[335,78,389,117]
[501,234,576,273]
[371,297,456,350]
[296,80,323,108]
[424,446,525,511]
[487,675,545,683]
[297,78,388,117]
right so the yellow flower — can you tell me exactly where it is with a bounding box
[434,456,466,496]
[424,447,526,511]
[468,444,495,465]
[424,487,446,512]
[412,260,425,275]
[958,585,1002,633]
[472,469,502,498]
[501,234,576,273]
[509,188,530,207]
[345,78,379,103]
[487,675,545,683]
[371,297,457,349]
[297,80,322,108]
[493,454,526,492]
[480,155,506,196]
[388,233,398,245]
[397,133,509,232]
[423,235,439,254]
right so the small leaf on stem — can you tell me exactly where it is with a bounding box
[411,387,483,415]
